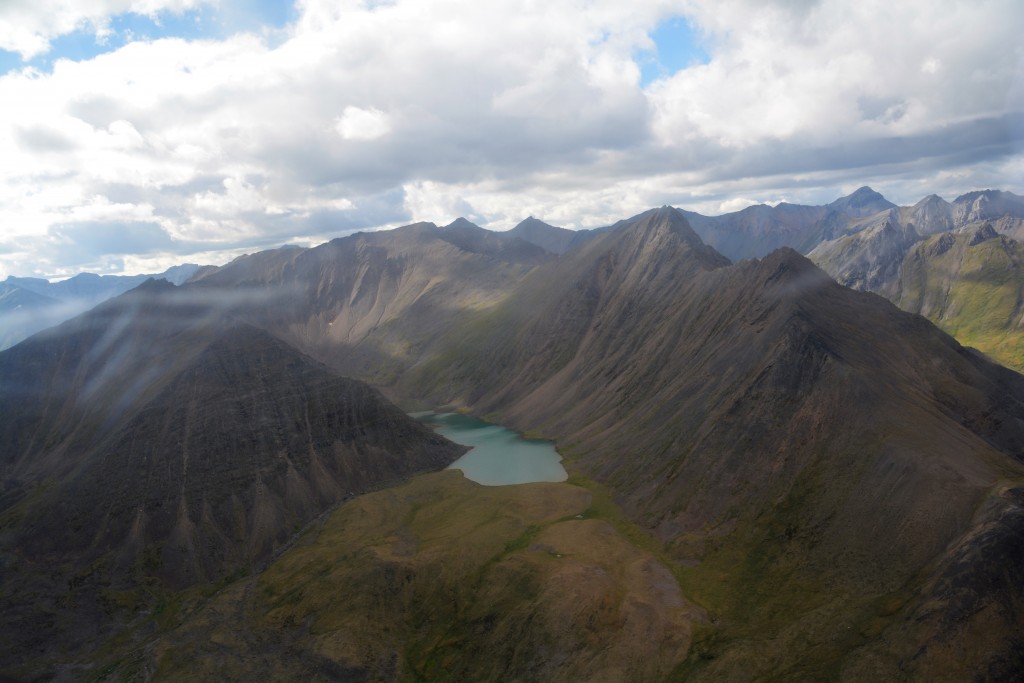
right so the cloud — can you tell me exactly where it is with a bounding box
[335,106,391,141]
[0,0,1021,279]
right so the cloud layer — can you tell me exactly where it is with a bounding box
[0,0,1022,278]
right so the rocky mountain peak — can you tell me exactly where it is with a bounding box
[967,222,999,246]
[827,185,897,216]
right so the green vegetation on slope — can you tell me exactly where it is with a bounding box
[114,470,702,682]
[898,229,1024,373]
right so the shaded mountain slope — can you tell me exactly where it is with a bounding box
[506,216,578,254]
[680,186,894,260]
[0,283,464,679]
[395,206,1024,680]
[0,283,65,350]
[683,187,1024,263]
[681,201,828,260]
[505,216,606,255]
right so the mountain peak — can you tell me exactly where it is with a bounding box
[914,193,948,207]
[444,217,482,231]
[611,206,730,271]
[132,277,176,293]
[513,216,558,231]
[508,216,579,255]
[827,186,896,216]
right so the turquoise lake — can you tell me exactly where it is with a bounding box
[414,412,568,486]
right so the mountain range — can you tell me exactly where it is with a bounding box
[2,194,1024,681]
[0,264,201,351]
[808,190,1024,371]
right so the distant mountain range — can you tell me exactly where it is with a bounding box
[807,189,1024,371]
[0,263,201,350]
[3,194,1024,680]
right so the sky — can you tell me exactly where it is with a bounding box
[0,0,1022,279]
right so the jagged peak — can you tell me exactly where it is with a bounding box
[606,206,731,270]
[967,222,999,246]
[954,189,1000,203]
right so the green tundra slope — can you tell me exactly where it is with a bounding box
[895,225,1024,372]
[813,222,1024,373]
[103,471,704,682]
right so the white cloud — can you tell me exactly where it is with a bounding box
[335,106,391,141]
[0,0,1021,278]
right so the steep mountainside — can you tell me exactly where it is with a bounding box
[899,193,956,235]
[506,216,577,254]
[807,212,919,295]
[0,283,464,679]
[811,190,1024,284]
[678,186,896,260]
[953,189,1024,236]
[681,201,828,259]
[682,187,1024,262]
[0,284,65,350]
[393,207,1024,680]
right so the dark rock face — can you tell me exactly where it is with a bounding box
[0,285,464,676]
[11,325,462,585]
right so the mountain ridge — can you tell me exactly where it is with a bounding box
[5,198,1024,680]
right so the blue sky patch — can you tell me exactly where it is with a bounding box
[0,0,297,76]
[638,16,709,88]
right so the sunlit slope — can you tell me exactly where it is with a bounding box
[191,220,552,384]
[813,221,1024,373]
[896,226,1024,372]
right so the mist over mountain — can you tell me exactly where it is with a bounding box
[4,194,1024,681]
[0,282,464,677]
[0,263,202,351]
